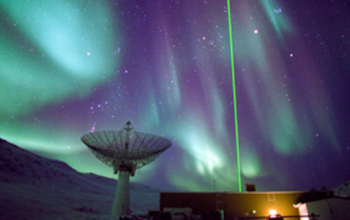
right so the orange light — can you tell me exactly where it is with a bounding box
[269,209,277,217]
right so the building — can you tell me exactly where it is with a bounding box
[295,181,350,220]
[159,190,332,220]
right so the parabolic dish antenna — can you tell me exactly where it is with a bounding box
[81,121,171,217]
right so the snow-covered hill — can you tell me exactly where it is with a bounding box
[0,138,159,220]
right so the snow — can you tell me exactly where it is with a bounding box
[333,180,350,198]
[0,138,160,219]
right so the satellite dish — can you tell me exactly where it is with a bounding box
[81,121,171,216]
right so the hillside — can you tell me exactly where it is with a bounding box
[0,138,159,220]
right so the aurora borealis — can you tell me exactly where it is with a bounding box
[1,0,349,192]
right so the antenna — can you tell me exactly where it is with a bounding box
[81,121,171,217]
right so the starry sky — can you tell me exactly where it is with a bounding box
[1,0,350,192]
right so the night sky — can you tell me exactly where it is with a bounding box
[1,0,349,192]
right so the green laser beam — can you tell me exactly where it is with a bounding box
[226,0,242,193]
